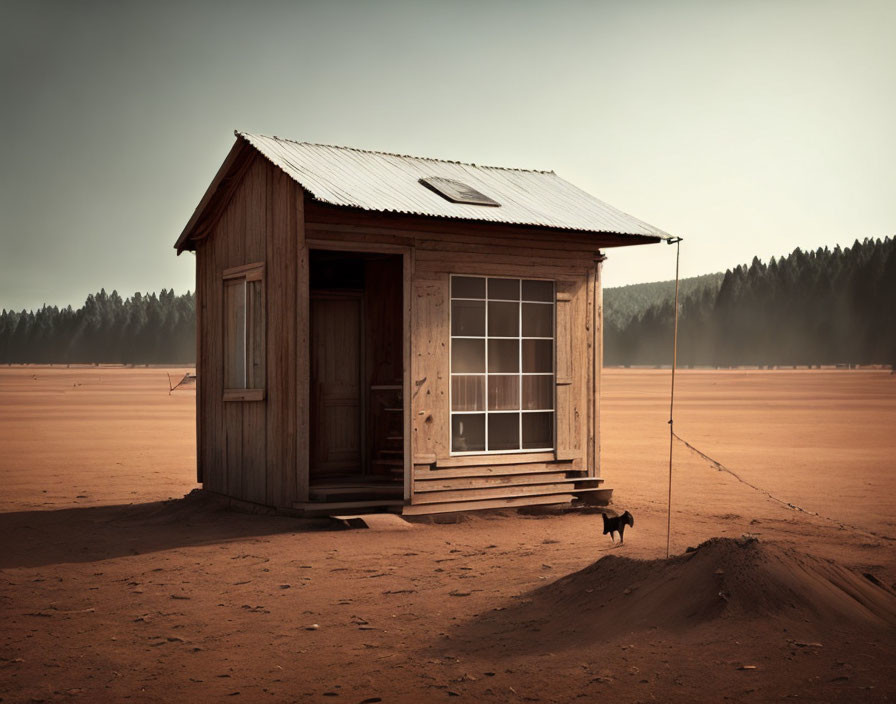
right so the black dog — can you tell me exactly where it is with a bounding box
[602,510,634,544]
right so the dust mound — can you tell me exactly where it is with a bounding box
[536,537,896,633]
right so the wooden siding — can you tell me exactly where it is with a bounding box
[195,154,304,506]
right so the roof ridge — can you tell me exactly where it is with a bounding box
[235,130,556,176]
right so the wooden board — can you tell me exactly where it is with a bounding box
[414,472,589,492]
[402,493,577,516]
[415,462,582,480]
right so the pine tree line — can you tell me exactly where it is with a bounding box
[3,238,894,367]
[0,289,195,364]
[605,237,896,367]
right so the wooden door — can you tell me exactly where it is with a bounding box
[310,293,363,476]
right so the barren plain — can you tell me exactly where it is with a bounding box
[1,367,894,703]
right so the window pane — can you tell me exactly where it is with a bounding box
[488,413,520,451]
[522,303,552,337]
[488,278,519,300]
[452,300,485,336]
[452,276,485,299]
[522,279,553,302]
[488,375,519,410]
[522,376,553,410]
[522,412,553,449]
[452,338,485,373]
[452,375,484,411]
[487,301,519,337]
[488,339,519,372]
[452,413,485,452]
[224,280,246,389]
[247,280,264,388]
[522,339,552,372]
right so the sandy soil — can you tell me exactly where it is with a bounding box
[0,366,894,703]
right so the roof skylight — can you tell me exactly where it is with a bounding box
[419,177,500,207]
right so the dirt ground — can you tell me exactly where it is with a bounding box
[0,366,893,703]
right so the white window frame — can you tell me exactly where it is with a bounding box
[449,274,555,455]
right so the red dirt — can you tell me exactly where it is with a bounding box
[1,367,894,703]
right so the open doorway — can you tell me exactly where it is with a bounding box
[308,249,404,503]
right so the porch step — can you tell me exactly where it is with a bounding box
[415,464,603,480]
[414,474,602,493]
[411,479,604,505]
[403,485,611,515]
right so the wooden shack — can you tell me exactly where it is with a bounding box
[174,132,667,514]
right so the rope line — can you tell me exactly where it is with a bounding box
[671,431,894,542]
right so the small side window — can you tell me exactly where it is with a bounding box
[223,263,265,401]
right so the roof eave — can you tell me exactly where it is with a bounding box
[303,198,665,246]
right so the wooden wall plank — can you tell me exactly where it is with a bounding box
[205,201,226,495]
[265,166,287,506]
[221,197,242,499]
[554,276,588,470]
[413,249,594,271]
[294,188,308,504]
[594,259,603,478]
[195,245,208,487]
[586,267,595,475]
[242,159,267,504]
[411,276,449,462]
[415,462,579,480]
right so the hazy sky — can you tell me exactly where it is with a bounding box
[2,0,893,311]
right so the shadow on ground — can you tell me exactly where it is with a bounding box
[0,491,332,569]
[441,537,896,658]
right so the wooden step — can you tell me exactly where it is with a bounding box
[415,464,596,480]
[414,474,604,493]
[574,487,613,505]
[415,471,570,492]
[412,482,568,504]
[403,493,576,516]
[412,480,607,505]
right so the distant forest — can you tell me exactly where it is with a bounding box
[1,238,894,367]
[605,237,896,367]
[604,272,725,329]
[0,289,195,364]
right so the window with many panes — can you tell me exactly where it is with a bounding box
[450,275,554,454]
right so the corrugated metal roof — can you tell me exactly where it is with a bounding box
[237,131,669,239]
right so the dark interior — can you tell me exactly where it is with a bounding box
[308,250,404,502]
